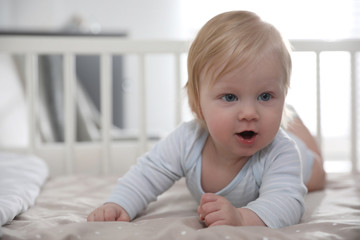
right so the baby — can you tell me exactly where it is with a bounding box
[87,11,326,228]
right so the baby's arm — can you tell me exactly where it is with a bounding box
[87,123,190,222]
[197,193,265,227]
[87,203,130,222]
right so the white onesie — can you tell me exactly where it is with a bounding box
[107,120,309,228]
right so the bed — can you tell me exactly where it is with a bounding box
[0,172,359,240]
[0,33,359,240]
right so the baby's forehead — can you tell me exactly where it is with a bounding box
[202,51,285,84]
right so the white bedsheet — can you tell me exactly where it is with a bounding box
[0,152,48,226]
[2,173,360,240]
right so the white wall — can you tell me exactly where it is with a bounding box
[0,0,183,38]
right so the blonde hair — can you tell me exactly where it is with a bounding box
[186,11,292,122]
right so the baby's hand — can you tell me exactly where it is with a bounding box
[197,193,243,227]
[87,202,130,222]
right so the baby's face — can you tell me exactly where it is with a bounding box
[199,54,286,160]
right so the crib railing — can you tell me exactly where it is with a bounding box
[0,35,189,175]
[0,35,359,175]
[290,40,360,174]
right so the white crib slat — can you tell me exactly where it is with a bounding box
[100,54,112,174]
[174,53,182,126]
[138,54,147,154]
[315,52,322,148]
[64,53,76,174]
[25,54,37,153]
[350,52,358,173]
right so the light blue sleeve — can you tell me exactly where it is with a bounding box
[106,122,188,220]
[245,130,307,228]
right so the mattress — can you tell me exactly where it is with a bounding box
[2,173,360,240]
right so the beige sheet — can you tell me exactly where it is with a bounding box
[2,173,360,240]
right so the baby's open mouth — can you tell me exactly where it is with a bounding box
[237,131,257,139]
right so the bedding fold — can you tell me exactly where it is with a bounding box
[0,152,48,226]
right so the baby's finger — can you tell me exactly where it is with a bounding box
[104,208,117,221]
[197,206,205,221]
[94,209,105,221]
[203,211,223,227]
[87,212,95,222]
[207,218,226,227]
[200,193,218,205]
[200,201,221,216]
[116,210,130,222]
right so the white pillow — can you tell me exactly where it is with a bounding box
[0,152,48,226]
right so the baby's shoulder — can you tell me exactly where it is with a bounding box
[269,128,297,150]
[174,120,208,168]
[175,119,206,140]
[255,129,298,163]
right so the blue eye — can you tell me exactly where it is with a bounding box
[258,93,272,101]
[222,94,238,102]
